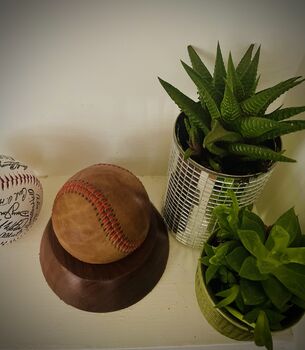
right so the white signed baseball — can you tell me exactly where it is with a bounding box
[0,155,43,245]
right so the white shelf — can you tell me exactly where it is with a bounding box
[0,175,303,350]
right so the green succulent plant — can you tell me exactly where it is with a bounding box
[159,43,305,174]
[201,191,305,350]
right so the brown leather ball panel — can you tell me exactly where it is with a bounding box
[51,164,151,264]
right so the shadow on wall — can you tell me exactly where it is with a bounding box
[256,54,305,228]
[6,124,172,177]
[6,128,105,177]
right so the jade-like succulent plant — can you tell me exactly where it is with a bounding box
[201,191,305,350]
[159,43,305,174]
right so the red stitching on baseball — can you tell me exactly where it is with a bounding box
[56,180,140,253]
[0,173,41,190]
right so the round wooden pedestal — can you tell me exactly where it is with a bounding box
[39,205,169,313]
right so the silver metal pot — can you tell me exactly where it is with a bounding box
[162,114,278,249]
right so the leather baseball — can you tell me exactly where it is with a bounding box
[51,164,151,264]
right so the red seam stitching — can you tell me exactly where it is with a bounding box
[56,180,140,253]
[0,173,41,190]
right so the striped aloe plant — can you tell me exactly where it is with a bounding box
[159,43,305,174]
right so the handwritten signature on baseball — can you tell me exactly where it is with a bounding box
[0,160,28,171]
[0,187,32,239]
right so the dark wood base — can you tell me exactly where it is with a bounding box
[39,205,169,313]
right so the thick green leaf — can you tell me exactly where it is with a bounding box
[182,61,221,120]
[241,46,260,98]
[204,243,215,258]
[215,284,239,308]
[220,81,241,121]
[244,308,260,323]
[183,148,194,160]
[235,116,281,138]
[213,42,226,101]
[240,256,269,281]
[254,310,273,350]
[227,143,296,162]
[218,265,236,284]
[200,256,210,266]
[273,207,302,245]
[291,295,305,309]
[236,44,255,78]
[272,264,305,300]
[225,306,255,328]
[240,210,266,243]
[204,121,242,153]
[266,106,305,121]
[158,78,210,134]
[282,248,305,265]
[205,264,219,285]
[187,45,213,82]
[241,76,305,116]
[213,205,233,233]
[237,229,269,259]
[265,225,290,252]
[265,309,286,327]
[209,241,239,265]
[226,52,245,101]
[235,292,247,313]
[254,120,305,143]
[261,276,291,310]
[240,279,267,305]
[226,246,250,273]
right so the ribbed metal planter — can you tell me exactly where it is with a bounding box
[162,114,276,248]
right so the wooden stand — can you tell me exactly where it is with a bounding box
[39,205,169,313]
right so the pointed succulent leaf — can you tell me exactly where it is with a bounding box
[220,80,241,121]
[241,46,260,98]
[291,295,305,309]
[282,248,305,265]
[158,78,210,134]
[204,120,242,150]
[240,210,266,243]
[226,246,250,273]
[261,276,291,310]
[237,229,269,259]
[265,225,290,252]
[266,106,305,121]
[187,45,213,82]
[241,76,305,116]
[215,284,239,308]
[227,52,245,101]
[204,243,215,258]
[273,208,302,246]
[227,143,296,162]
[236,44,255,77]
[181,61,221,120]
[254,311,273,350]
[272,264,305,300]
[205,264,219,285]
[206,141,228,156]
[240,278,267,305]
[209,241,239,265]
[213,42,227,101]
[240,256,269,281]
[235,116,281,138]
[253,120,305,143]
[183,147,194,160]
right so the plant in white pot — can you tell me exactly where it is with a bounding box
[195,191,305,350]
[159,43,305,247]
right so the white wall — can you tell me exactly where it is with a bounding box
[1,0,305,177]
[1,0,305,348]
[1,0,305,218]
